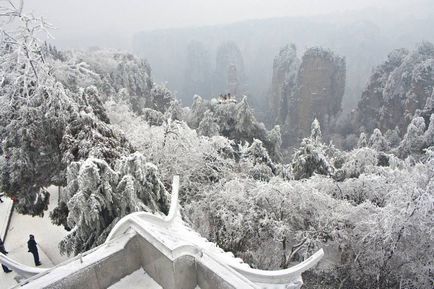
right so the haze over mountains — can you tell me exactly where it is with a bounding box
[24,1,434,116]
[133,5,434,115]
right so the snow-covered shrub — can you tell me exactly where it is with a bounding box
[185,146,434,288]
[338,147,378,179]
[141,108,165,126]
[248,163,273,181]
[185,176,358,269]
[346,155,434,289]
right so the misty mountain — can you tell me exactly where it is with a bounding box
[133,7,434,117]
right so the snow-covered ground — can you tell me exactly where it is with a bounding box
[0,186,69,288]
[0,197,13,240]
[108,268,162,289]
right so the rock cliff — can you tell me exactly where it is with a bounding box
[270,46,345,147]
[355,42,434,135]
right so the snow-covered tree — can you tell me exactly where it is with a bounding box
[310,118,322,141]
[105,102,236,203]
[185,137,433,288]
[188,95,208,127]
[384,127,401,148]
[57,153,169,255]
[198,110,220,137]
[188,96,282,161]
[398,116,426,158]
[368,128,390,151]
[49,47,176,117]
[291,119,333,180]
[0,2,170,254]
[357,132,368,148]
[239,139,275,181]
[266,125,283,161]
[0,1,68,214]
[423,114,434,149]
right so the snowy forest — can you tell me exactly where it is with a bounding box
[0,1,433,289]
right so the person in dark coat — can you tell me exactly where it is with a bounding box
[0,238,12,273]
[27,235,41,266]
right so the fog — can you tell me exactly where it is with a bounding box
[25,0,431,49]
[22,0,434,119]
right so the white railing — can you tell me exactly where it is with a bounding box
[0,253,47,279]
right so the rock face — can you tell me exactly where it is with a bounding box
[227,64,240,97]
[292,48,346,138]
[269,44,300,125]
[214,41,245,96]
[355,42,434,135]
[183,41,212,99]
[270,46,345,147]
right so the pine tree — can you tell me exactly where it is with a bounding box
[398,116,426,158]
[368,128,390,152]
[357,132,368,148]
[291,119,333,180]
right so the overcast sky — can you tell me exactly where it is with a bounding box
[22,0,429,48]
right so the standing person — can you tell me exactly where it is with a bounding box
[27,235,41,266]
[0,238,12,273]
